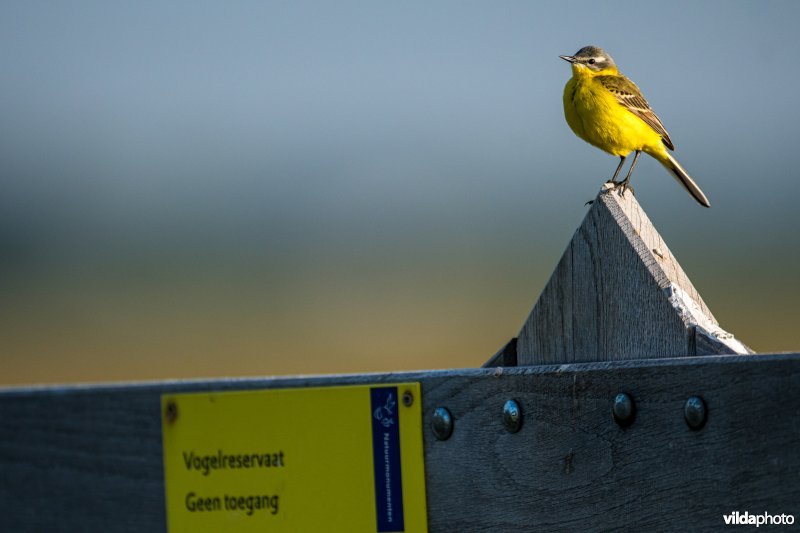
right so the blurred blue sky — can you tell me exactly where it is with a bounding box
[2,1,799,383]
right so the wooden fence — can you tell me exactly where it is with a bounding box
[2,185,797,531]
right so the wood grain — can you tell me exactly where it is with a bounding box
[517,184,751,365]
[1,353,798,532]
[482,338,517,368]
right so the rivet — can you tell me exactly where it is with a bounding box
[684,396,707,430]
[612,392,635,426]
[402,390,414,407]
[431,407,453,440]
[165,401,178,424]
[502,399,523,433]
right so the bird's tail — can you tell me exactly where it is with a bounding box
[658,152,711,207]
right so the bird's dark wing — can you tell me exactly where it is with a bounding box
[597,75,675,150]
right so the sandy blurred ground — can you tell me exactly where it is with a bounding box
[1,232,796,386]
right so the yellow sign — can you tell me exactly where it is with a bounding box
[161,383,428,532]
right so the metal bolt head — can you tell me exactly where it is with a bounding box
[684,396,707,430]
[402,390,414,407]
[165,401,178,424]
[502,399,523,433]
[431,407,453,440]
[612,392,635,426]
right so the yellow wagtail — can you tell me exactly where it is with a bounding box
[560,46,710,207]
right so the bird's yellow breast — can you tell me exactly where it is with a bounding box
[563,70,664,157]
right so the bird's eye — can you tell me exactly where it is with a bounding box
[588,58,596,64]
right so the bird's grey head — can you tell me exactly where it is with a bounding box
[560,46,616,71]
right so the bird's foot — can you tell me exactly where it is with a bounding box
[584,199,594,207]
[608,178,634,198]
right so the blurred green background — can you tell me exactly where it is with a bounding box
[2,1,798,385]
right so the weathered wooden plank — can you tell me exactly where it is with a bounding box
[482,337,517,368]
[1,353,798,532]
[517,183,751,365]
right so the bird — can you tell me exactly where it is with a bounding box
[560,46,710,207]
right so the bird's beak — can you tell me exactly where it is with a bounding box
[559,55,577,63]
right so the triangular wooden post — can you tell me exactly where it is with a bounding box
[510,183,751,366]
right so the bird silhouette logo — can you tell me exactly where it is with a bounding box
[373,393,396,428]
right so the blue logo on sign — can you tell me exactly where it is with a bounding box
[370,387,405,532]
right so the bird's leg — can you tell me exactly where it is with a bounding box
[612,150,641,197]
[606,156,626,184]
[596,155,627,203]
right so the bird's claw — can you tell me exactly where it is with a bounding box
[609,179,634,198]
